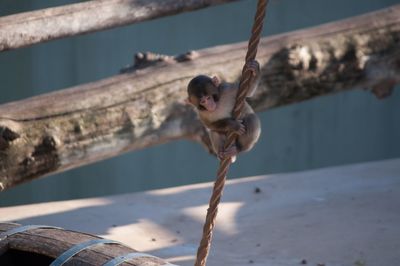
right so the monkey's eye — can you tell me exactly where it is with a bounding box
[200,95,211,105]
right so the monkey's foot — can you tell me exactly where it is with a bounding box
[218,146,238,163]
[235,119,246,135]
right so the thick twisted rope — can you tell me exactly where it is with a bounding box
[194,1,268,266]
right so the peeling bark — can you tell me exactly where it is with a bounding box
[1,5,400,190]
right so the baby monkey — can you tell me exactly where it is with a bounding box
[187,60,261,162]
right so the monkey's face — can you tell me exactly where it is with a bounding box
[187,75,220,112]
[199,94,217,111]
[188,92,218,112]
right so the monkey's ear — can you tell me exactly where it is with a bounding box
[211,76,220,87]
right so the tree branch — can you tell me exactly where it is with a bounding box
[1,5,400,190]
[0,0,240,52]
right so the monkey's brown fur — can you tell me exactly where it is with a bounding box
[187,60,261,162]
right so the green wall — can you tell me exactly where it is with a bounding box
[1,0,399,206]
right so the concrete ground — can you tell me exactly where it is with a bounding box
[1,159,400,266]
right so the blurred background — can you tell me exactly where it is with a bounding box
[0,0,399,206]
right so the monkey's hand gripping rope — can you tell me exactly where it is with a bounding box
[194,1,268,266]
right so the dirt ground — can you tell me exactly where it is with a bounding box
[1,159,399,266]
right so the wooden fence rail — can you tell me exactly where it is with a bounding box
[0,0,240,52]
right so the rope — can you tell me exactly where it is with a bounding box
[194,1,268,266]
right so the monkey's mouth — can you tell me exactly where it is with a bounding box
[200,96,217,112]
[203,102,216,111]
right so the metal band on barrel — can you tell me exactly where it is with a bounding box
[50,239,119,266]
[0,224,61,241]
[103,252,156,266]
[103,252,177,266]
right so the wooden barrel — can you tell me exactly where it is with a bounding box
[0,223,176,266]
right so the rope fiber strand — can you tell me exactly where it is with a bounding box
[194,1,268,266]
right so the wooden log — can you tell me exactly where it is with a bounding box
[0,223,174,266]
[0,0,240,52]
[1,5,400,190]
